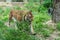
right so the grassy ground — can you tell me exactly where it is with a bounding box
[0,3,60,40]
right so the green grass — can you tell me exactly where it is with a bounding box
[0,3,53,40]
[56,22,60,31]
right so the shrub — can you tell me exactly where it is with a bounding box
[56,22,60,31]
[0,21,40,40]
[0,2,52,40]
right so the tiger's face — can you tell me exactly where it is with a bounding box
[24,11,33,22]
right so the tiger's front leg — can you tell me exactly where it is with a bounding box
[29,22,36,35]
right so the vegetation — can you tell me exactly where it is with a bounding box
[0,0,60,40]
[56,22,60,31]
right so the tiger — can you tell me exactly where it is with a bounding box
[9,10,35,35]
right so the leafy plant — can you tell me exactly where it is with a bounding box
[0,1,53,40]
[56,22,60,31]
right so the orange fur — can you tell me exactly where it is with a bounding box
[9,10,33,25]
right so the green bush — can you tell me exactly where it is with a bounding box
[0,27,35,40]
[0,2,52,40]
[16,21,30,32]
[40,28,51,38]
[0,21,40,40]
[56,22,60,31]
[43,0,53,8]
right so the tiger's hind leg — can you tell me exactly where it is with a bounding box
[9,11,13,27]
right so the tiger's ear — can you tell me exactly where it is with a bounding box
[29,11,33,18]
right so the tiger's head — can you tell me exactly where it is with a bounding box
[24,11,33,23]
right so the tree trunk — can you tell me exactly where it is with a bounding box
[52,0,60,23]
